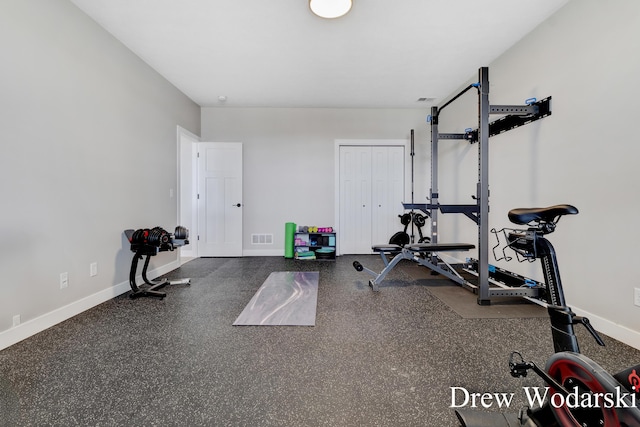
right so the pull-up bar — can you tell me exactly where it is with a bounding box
[434,82,479,116]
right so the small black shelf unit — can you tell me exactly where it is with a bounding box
[294,232,336,261]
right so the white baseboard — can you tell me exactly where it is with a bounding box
[571,305,640,351]
[242,249,284,257]
[0,260,180,351]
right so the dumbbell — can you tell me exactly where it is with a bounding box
[148,227,170,246]
[413,214,426,228]
[131,228,149,244]
[174,226,189,240]
[399,213,412,226]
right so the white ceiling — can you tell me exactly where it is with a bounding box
[69,0,569,109]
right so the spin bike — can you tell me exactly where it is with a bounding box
[456,205,640,427]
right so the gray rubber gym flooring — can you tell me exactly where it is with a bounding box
[1,255,639,426]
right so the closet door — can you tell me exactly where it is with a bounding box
[339,145,405,254]
[371,146,405,246]
[339,146,372,254]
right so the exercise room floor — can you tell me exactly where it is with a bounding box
[1,256,639,426]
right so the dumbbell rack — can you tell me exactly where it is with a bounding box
[124,228,191,299]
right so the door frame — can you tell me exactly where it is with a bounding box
[334,139,411,255]
[177,126,200,261]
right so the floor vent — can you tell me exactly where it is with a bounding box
[251,234,274,245]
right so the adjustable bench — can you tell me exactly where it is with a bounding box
[353,243,475,291]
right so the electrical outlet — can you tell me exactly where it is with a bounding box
[635,288,640,307]
[60,272,68,289]
[90,262,98,277]
[12,315,20,327]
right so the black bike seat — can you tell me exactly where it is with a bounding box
[508,204,578,225]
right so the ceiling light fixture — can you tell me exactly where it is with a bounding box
[309,0,352,19]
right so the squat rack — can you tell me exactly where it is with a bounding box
[405,67,552,305]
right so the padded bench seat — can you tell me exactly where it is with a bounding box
[371,243,475,253]
[358,242,477,291]
[406,243,475,251]
[371,244,403,252]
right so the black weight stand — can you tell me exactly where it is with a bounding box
[125,229,191,300]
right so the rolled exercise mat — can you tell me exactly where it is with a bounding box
[284,222,296,258]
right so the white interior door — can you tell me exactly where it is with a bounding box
[197,142,243,257]
[339,146,372,254]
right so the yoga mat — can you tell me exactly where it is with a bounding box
[284,222,296,258]
[233,271,319,326]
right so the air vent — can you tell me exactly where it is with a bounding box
[251,234,274,245]
[417,97,436,102]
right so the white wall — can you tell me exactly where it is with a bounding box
[435,0,640,348]
[0,0,200,349]
[201,108,430,255]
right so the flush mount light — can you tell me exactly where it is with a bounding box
[309,0,352,19]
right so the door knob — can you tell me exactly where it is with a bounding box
[233,203,242,207]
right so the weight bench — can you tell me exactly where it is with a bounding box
[353,243,475,291]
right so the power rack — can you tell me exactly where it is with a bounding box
[405,67,552,305]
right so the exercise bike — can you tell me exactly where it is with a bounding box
[455,205,640,427]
